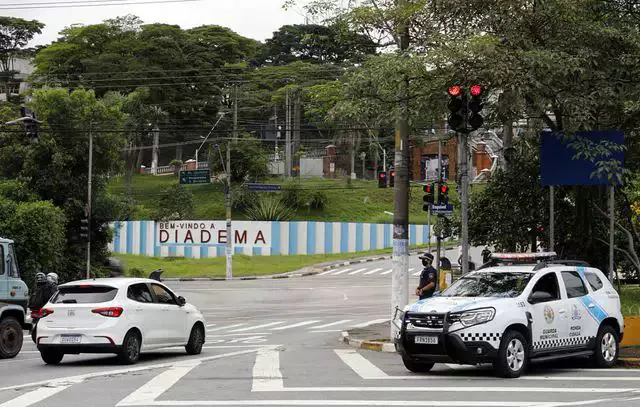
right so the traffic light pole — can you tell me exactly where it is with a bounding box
[435,137,443,276]
[460,132,470,275]
[86,123,93,279]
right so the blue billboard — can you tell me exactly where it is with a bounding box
[540,131,624,186]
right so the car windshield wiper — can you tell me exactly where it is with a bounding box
[61,299,77,304]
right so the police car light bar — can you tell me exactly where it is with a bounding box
[490,252,557,261]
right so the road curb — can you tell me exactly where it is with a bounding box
[340,331,396,353]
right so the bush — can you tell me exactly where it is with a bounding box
[230,186,258,211]
[154,184,195,220]
[209,137,269,183]
[245,196,293,221]
[282,182,305,209]
[307,190,328,210]
[0,180,38,203]
[128,267,145,277]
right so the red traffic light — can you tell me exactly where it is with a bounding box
[447,85,462,97]
[470,85,482,97]
[423,184,433,193]
[390,170,396,177]
[379,173,386,178]
[439,184,448,194]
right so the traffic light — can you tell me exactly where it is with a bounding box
[468,84,484,131]
[20,107,39,144]
[422,183,435,211]
[80,218,89,240]
[447,85,467,133]
[378,171,387,188]
[438,183,449,205]
[389,169,396,187]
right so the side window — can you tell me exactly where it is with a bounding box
[151,284,176,305]
[530,272,561,301]
[585,272,604,292]
[127,283,153,303]
[0,245,4,276]
[562,271,588,298]
[8,244,19,278]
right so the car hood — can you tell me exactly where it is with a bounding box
[404,296,514,313]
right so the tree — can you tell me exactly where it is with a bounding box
[0,17,44,100]
[154,184,195,221]
[208,137,269,183]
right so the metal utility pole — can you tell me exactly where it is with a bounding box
[285,89,292,178]
[86,122,93,279]
[609,186,615,281]
[390,1,411,340]
[460,133,470,275]
[435,137,443,274]
[549,186,555,252]
[224,85,238,281]
[233,84,238,142]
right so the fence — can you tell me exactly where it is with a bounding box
[108,220,435,258]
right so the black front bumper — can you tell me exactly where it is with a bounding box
[37,344,121,355]
[395,331,497,364]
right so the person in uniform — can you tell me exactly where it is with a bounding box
[416,252,438,300]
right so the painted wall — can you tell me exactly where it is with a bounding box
[108,221,434,258]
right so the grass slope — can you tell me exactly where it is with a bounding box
[108,174,457,223]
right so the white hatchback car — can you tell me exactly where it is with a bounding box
[35,278,206,365]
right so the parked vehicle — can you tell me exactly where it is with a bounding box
[394,252,623,378]
[35,277,206,365]
[0,237,30,359]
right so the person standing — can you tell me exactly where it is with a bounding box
[416,253,438,300]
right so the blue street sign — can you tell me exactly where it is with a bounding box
[246,183,282,192]
[431,204,453,216]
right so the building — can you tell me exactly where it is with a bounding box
[0,57,34,102]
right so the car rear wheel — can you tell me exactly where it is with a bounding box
[185,324,205,355]
[0,317,23,359]
[401,355,435,373]
[591,324,619,368]
[494,330,528,378]
[40,349,64,365]
[119,331,141,365]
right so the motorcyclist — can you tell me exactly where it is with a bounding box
[29,272,54,311]
[46,272,59,292]
[481,247,492,264]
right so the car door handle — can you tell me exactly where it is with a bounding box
[559,309,566,314]
[135,308,143,312]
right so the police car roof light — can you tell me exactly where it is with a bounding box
[490,252,557,261]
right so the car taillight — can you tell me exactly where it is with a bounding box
[36,309,54,318]
[92,307,123,317]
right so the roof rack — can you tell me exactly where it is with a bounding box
[476,252,558,271]
[532,260,590,271]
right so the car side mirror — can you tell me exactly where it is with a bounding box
[177,296,186,306]
[528,291,554,304]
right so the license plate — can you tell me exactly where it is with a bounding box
[415,335,438,345]
[60,335,81,344]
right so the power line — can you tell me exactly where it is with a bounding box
[0,0,202,9]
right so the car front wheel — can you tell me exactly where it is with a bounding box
[591,325,619,368]
[186,324,205,355]
[401,355,435,373]
[494,330,528,378]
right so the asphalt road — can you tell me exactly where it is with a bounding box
[3,253,640,407]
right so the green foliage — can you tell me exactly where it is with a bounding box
[281,182,305,209]
[307,189,328,210]
[245,196,293,221]
[230,186,258,211]
[0,180,37,203]
[2,201,66,284]
[128,267,145,278]
[208,138,269,183]
[154,184,195,221]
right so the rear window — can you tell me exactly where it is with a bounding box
[585,272,604,291]
[52,286,118,304]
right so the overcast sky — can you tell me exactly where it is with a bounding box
[2,0,310,46]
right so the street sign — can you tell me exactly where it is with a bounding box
[431,203,453,216]
[179,169,211,185]
[246,183,282,192]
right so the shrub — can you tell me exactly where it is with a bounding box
[307,190,328,210]
[245,196,293,221]
[128,267,145,278]
[230,186,258,211]
[282,182,305,209]
[154,184,195,220]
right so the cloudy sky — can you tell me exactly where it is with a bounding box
[1,0,310,46]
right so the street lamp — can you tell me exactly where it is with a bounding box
[195,112,226,168]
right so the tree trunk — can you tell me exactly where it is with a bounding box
[176,144,183,161]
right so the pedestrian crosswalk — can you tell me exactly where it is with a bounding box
[318,266,423,277]
[203,317,389,335]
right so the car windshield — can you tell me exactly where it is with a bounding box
[440,272,533,298]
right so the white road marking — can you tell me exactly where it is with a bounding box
[260,386,635,393]
[251,347,283,392]
[445,364,471,370]
[335,349,388,379]
[206,324,217,328]
[229,322,285,332]
[206,333,272,337]
[332,268,352,275]
[207,323,245,332]
[363,268,383,275]
[348,268,368,275]
[0,384,71,407]
[310,329,343,333]
[271,320,321,331]
[117,360,201,406]
[381,375,640,382]
[0,347,268,393]
[317,269,337,276]
[129,401,556,406]
[309,319,352,329]
[381,269,393,275]
[351,319,389,329]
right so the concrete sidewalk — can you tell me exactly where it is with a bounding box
[341,321,640,367]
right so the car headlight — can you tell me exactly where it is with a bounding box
[392,308,405,328]
[456,307,495,327]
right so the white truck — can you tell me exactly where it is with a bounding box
[0,237,30,358]
[394,252,623,378]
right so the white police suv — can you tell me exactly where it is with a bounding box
[394,252,624,378]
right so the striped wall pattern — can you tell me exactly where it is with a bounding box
[108,221,434,258]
